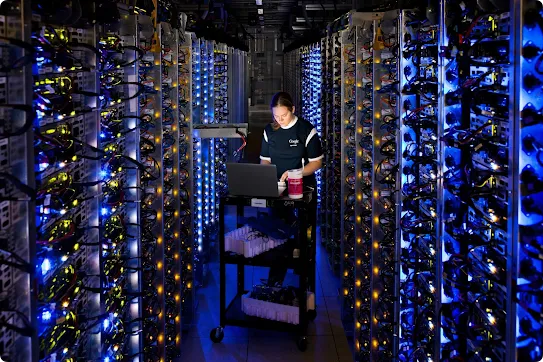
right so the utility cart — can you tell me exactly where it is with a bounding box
[209,190,317,351]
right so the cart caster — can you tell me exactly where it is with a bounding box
[307,309,317,321]
[297,336,308,351]
[210,327,224,343]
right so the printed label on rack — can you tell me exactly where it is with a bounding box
[381,51,393,60]
[250,198,267,208]
[128,75,137,112]
[142,80,154,88]
[143,54,154,62]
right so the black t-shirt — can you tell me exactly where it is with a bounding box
[260,116,324,185]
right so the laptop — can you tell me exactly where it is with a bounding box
[226,163,279,197]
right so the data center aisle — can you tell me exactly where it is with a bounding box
[180,224,354,362]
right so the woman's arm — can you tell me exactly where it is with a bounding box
[280,159,322,181]
[302,159,322,176]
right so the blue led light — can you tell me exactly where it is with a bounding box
[42,310,52,321]
[103,318,110,330]
[101,207,109,216]
[41,259,51,275]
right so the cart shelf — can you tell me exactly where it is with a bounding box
[223,239,304,268]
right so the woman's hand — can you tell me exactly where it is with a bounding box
[280,171,289,182]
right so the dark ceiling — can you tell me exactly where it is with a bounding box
[172,0,356,39]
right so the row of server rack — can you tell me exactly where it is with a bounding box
[285,1,543,361]
[0,1,248,361]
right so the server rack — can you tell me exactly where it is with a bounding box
[0,1,36,360]
[159,23,182,359]
[398,8,440,362]
[321,31,343,271]
[438,1,513,360]
[354,17,374,361]
[515,1,543,362]
[179,31,196,329]
[99,12,145,361]
[340,26,356,332]
[32,15,103,362]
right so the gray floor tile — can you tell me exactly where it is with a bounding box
[307,300,332,336]
[319,272,339,297]
[181,337,248,362]
[324,296,345,337]
[184,312,249,339]
[248,335,339,362]
[338,353,355,362]
[334,333,355,361]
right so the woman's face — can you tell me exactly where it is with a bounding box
[272,105,295,128]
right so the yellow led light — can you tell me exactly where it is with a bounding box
[373,216,379,224]
[356,280,361,287]
[344,271,349,277]
[175,294,180,301]
[374,241,379,249]
[372,339,379,348]
[158,286,163,294]
[357,259,361,265]
[373,291,379,300]
[175,274,180,281]
[157,212,162,220]
[373,266,379,275]
[158,334,164,343]
[187,282,192,289]
[157,262,163,270]
[344,289,349,296]
[158,237,163,244]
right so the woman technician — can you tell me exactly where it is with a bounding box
[260,91,323,286]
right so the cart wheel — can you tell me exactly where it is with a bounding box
[297,336,308,351]
[307,309,317,321]
[210,327,224,343]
